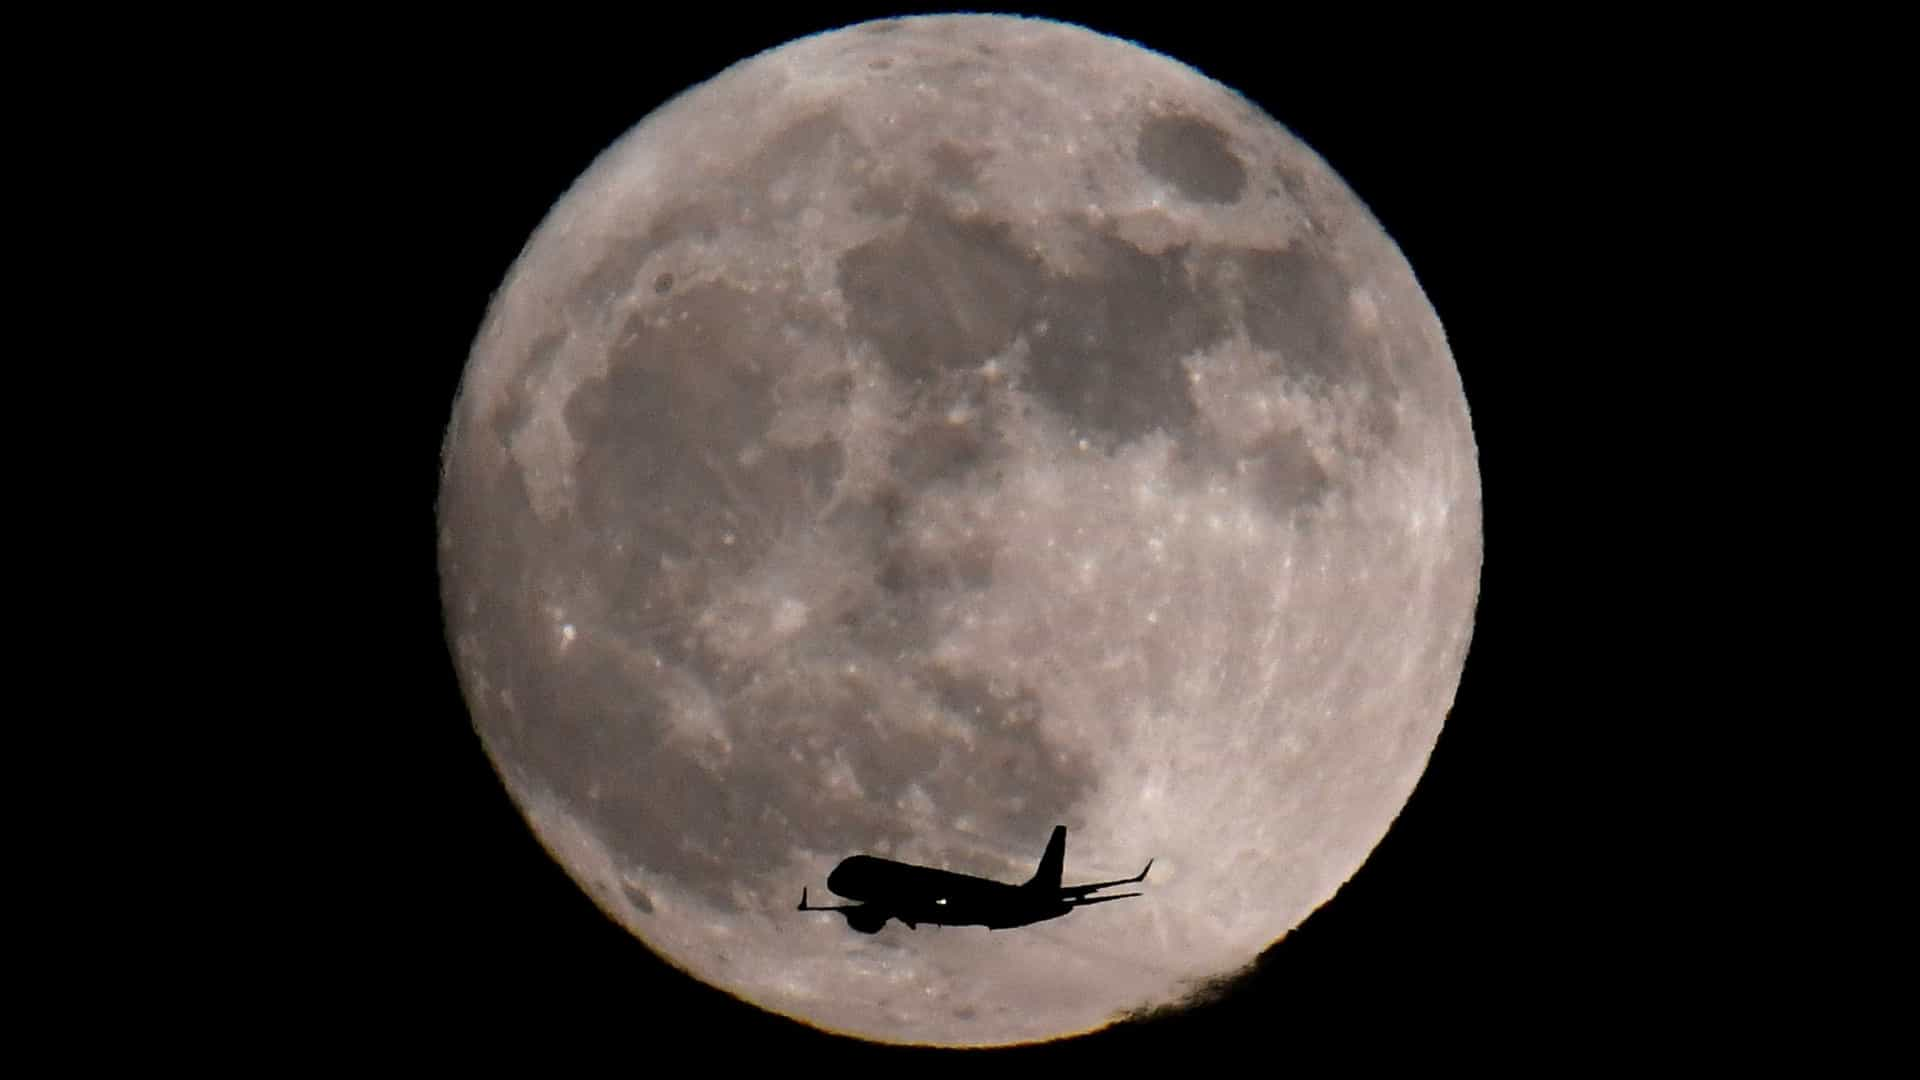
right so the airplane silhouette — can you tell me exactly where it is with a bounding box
[798,826,1152,933]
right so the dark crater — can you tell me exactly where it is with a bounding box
[1137,114,1247,204]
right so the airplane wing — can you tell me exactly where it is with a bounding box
[1058,859,1153,900]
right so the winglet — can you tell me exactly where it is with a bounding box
[1135,858,1153,882]
[798,887,808,911]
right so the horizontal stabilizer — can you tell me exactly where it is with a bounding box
[1065,891,1142,907]
[798,887,859,912]
[1058,857,1154,899]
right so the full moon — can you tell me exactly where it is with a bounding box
[438,15,1480,1047]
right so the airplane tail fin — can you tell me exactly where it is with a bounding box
[1025,825,1067,892]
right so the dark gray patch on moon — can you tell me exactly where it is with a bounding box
[1233,246,1402,447]
[484,650,699,881]
[566,284,787,548]
[1240,429,1333,518]
[574,243,656,318]
[487,331,562,449]
[557,279,848,671]
[838,208,1042,385]
[878,510,997,597]
[1237,247,1357,386]
[1168,422,1335,525]
[569,205,719,321]
[838,205,1232,450]
[890,411,994,489]
[1025,227,1225,448]
[927,141,990,190]
[1273,162,1316,222]
[823,494,946,654]
[728,109,853,226]
[1137,114,1247,204]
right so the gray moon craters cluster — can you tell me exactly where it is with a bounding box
[439,15,1480,1047]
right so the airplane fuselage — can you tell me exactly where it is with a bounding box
[826,855,1072,930]
[799,826,1150,933]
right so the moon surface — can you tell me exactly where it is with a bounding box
[438,15,1480,1047]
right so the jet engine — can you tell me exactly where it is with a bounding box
[844,907,889,934]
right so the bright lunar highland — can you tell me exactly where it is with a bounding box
[438,15,1481,1046]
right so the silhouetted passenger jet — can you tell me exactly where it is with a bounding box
[798,826,1151,933]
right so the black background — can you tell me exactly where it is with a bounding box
[311,4,1704,1062]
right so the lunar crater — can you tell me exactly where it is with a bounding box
[1136,113,1248,204]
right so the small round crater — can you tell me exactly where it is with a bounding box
[653,272,675,295]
